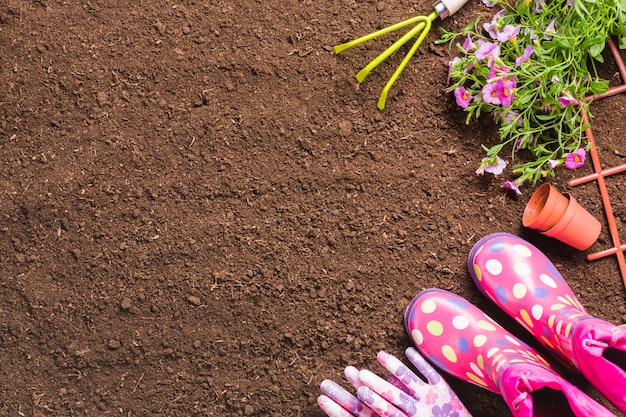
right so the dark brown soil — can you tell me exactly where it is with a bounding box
[1,1,625,416]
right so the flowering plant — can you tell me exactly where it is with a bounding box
[443,0,626,193]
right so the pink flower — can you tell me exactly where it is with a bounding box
[497,77,516,108]
[463,34,476,52]
[454,87,472,108]
[504,180,522,194]
[483,10,505,39]
[447,57,461,84]
[475,42,500,61]
[476,156,507,175]
[482,82,501,105]
[544,18,557,40]
[515,45,534,67]
[564,148,586,169]
[496,25,521,42]
[548,159,561,169]
[558,93,579,106]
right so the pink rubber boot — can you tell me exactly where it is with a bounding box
[404,288,617,417]
[469,232,626,414]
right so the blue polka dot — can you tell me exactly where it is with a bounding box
[542,326,551,339]
[534,287,549,298]
[457,337,469,353]
[496,339,510,346]
[428,354,449,373]
[446,298,469,309]
[489,240,506,253]
[545,262,565,282]
[495,286,508,305]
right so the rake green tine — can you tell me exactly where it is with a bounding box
[355,11,438,83]
[377,16,432,110]
[333,13,435,55]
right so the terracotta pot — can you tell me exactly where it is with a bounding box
[523,184,602,250]
[522,183,569,231]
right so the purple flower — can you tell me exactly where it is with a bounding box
[476,156,507,175]
[475,41,500,61]
[545,18,557,40]
[564,148,586,169]
[454,87,472,108]
[496,25,521,42]
[515,45,534,67]
[534,0,546,13]
[432,402,459,417]
[482,0,497,7]
[504,180,522,194]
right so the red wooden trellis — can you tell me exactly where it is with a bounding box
[568,39,626,290]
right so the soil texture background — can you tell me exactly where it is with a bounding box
[1,1,625,416]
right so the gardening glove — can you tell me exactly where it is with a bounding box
[318,348,472,417]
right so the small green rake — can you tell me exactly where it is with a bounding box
[334,0,471,109]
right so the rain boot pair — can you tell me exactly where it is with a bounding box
[405,233,626,417]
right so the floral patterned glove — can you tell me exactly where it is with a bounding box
[318,347,472,417]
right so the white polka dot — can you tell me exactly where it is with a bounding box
[513,244,532,257]
[485,259,503,275]
[504,334,522,346]
[540,274,557,288]
[474,334,487,347]
[412,329,424,345]
[531,304,543,320]
[487,347,499,358]
[421,299,437,314]
[513,262,531,276]
[452,315,470,330]
[512,283,527,299]
[470,362,484,378]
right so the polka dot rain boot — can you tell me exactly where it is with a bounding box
[404,288,618,417]
[469,232,626,414]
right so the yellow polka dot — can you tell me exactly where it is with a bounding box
[473,334,487,347]
[411,329,424,345]
[492,353,502,364]
[513,244,532,257]
[473,264,483,281]
[520,309,534,328]
[513,262,531,276]
[421,299,437,314]
[466,372,488,387]
[540,335,555,350]
[509,359,523,364]
[427,320,444,336]
[512,283,527,299]
[442,345,457,363]
[550,303,565,311]
[548,314,556,328]
[477,354,484,369]
[477,320,496,331]
[564,322,572,338]
[556,320,563,334]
